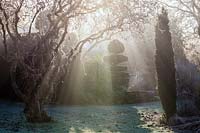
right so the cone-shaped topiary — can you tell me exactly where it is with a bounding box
[155,8,177,119]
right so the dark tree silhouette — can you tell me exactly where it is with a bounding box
[155,8,177,119]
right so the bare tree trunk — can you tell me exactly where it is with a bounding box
[24,95,51,123]
[10,60,51,122]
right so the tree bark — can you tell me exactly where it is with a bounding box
[10,59,52,123]
[24,95,51,123]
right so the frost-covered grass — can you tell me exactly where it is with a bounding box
[0,101,162,133]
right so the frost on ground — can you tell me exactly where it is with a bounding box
[136,102,200,133]
[133,102,173,133]
[0,100,167,133]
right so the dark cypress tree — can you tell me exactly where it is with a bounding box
[155,8,177,119]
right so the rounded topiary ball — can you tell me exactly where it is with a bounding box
[108,40,125,53]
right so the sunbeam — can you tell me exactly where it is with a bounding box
[1,0,200,132]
